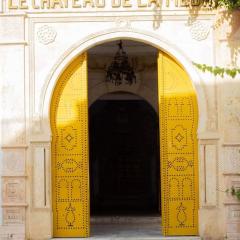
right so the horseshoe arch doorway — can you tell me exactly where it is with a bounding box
[50,40,199,238]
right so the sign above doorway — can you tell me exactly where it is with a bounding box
[7,0,202,10]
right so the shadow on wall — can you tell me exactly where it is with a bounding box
[151,1,209,30]
[213,10,240,66]
[152,2,240,66]
[152,4,163,30]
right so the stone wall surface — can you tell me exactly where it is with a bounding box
[216,10,240,240]
[0,3,240,239]
[0,12,27,240]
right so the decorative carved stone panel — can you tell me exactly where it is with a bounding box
[3,178,25,204]
[0,225,25,240]
[115,17,131,28]
[223,147,240,174]
[225,177,240,204]
[2,149,25,175]
[227,205,240,239]
[222,94,240,142]
[1,44,26,145]
[228,206,240,223]
[0,16,25,42]
[37,25,57,45]
[3,207,25,224]
[190,21,210,41]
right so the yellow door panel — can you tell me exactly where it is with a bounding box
[51,53,89,237]
[158,52,199,236]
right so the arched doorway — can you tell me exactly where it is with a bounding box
[50,40,199,238]
[89,92,160,215]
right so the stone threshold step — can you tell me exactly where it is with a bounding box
[53,237,201,240]
[91,216,161,224]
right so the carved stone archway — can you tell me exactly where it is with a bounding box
[40,28,207,139]
[35,28,209,239]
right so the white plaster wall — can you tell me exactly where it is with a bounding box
[0,14,27,240]
[215,11,240,240]
[0,151,2,225]
[0,48,2,225]
[0,5,240,240]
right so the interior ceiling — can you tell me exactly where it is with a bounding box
[88,40,158,56]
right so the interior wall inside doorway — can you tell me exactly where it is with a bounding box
[88,40,159,111]
[88,41,160,216]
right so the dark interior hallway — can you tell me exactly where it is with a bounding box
[89,95,160,215]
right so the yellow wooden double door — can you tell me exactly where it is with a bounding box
[50,51,199,237]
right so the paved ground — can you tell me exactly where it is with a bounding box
[90,216,161,239]
[54,216,201,239]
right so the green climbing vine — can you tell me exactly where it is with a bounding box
[215,0,240,10]
[203,0,240,9]
[226,186,240,201]
[193,62,240,78]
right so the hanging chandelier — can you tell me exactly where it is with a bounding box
[106,40,136,86]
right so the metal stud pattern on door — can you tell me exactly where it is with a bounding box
[50,53,89,237]
[158,52,199,236]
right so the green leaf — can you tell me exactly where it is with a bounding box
[192,62,240,79]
